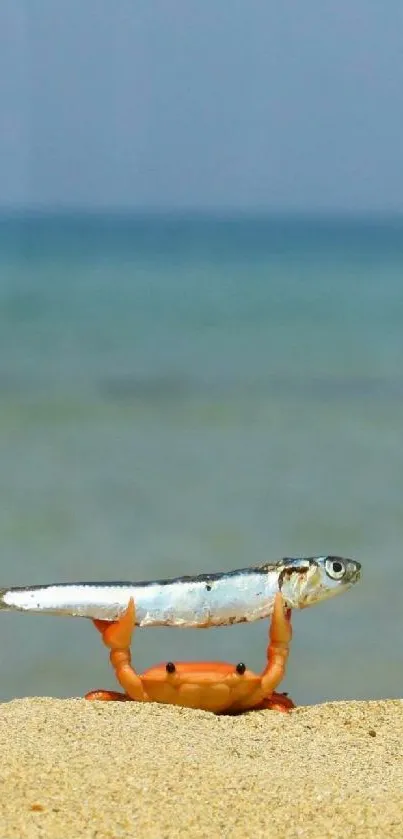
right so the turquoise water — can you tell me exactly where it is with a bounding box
[0,214,402,705]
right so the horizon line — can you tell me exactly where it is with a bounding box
[1,206,403,221]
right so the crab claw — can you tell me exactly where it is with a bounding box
[270,593,292,648]
[92,598,136,651]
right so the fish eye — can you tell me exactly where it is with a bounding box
[325,558,346,580]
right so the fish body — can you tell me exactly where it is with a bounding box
[0,556,360,628]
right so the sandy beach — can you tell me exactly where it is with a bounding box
[0,697,401,838]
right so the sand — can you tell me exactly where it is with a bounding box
[0,698,402,838]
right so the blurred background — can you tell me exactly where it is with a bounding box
[0,2,402,705]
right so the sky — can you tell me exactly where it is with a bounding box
[1,1,403,212]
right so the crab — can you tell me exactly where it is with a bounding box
[84,592,294,714]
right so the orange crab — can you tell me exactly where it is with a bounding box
[85,592,294,713]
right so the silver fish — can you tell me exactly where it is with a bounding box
[0,556,360,628]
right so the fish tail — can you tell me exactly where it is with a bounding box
[0,589,13,610]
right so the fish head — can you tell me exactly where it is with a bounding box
[279,556,361,609]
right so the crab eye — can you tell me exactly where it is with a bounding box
[325,558,346,580]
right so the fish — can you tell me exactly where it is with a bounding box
[0,556,360,628]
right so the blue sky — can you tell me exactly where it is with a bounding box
[1,1,403,211]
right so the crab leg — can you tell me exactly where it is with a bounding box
[236,592,292,711]
[259,692,295,712]
[85,598,147,703]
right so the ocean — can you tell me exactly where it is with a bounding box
[0,213,402,706]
